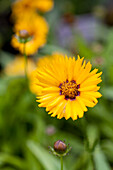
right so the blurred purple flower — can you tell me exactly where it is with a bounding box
[56,14,100,47]
[45,125,56,136]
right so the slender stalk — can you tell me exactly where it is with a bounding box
[23,42,27,78]
[60,156,63,170]
[91,153,96,170]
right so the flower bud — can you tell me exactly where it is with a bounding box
[49,140,71,157]
[54,140,67,153]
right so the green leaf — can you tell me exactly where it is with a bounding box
[86,125,99,152]
[25,147,42,170]
[102,28,113,65]
[75,34,94,59]
[0,168,16,170]
[101,87,113,100]
[71,152,91,170]
[0,153,27,169]
[94,146,111,170]
[102,140,113,162]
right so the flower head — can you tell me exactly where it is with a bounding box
[31,54,102,120]
[4,56,36,77]
[11,13,48,55]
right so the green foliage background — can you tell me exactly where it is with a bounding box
[1,0,113,169]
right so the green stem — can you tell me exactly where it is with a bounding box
[60,156,63,170]
[23,42,27,79]
[91,153,96,170]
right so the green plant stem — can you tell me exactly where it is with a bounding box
[91,153,96,170]
[23,42,27,79]
[60,156,63,170]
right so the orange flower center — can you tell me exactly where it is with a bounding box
[59,80,80,100]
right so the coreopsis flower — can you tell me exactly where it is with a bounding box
[4,56,36,77]
[31,55,102,120]
[11,0,53,20]
[11,13,48,55]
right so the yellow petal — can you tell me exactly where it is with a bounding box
[51,100,66,118]
[81,78,102,87]
[79,85,100,91]
[81,91,102,98]
[47,95,64,109]
[80,97,96,107]
[42,87,60,93]
[71,100,84,119]
[36,71,59,86]
[77,97,88,111]
[37,93,59,102]
[71,101,78,120]
[89,68,98,76]
[65,100,72,120]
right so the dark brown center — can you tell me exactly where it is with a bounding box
[59,80,80,100]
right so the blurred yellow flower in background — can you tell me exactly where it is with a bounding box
[11,0,53,20]
[11,13,48,55]
[4,56,36,77]
[31,54,102,120]
[11,0,35,21]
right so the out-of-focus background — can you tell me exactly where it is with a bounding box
[0,0,113,170]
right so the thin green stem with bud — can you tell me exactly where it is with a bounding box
[60,156,63,170]
[23,42,27,79]
[49,140,72,170]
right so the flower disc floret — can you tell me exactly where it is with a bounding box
[59,80,80,100]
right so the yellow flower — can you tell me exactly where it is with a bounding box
[31,54,102,120]
[11,0,53,20]
[11,13,48,55]
[4,56,36,77]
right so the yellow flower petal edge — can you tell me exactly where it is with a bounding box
[31,54,102,120]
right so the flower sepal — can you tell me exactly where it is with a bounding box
[15,34,33,44]
[15,30,33,44]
